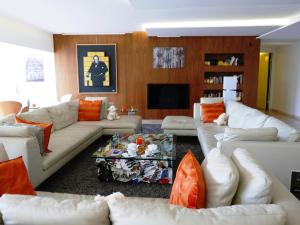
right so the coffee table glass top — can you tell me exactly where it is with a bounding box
[92,133,176,161]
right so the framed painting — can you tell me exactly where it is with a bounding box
[153,47,184,68]
[76,44,117,93]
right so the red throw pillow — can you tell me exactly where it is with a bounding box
[15,116,53,153]
[201,102,225,123]
[169,150,206,209]
[0,156,36,196]
[78,100,102,121]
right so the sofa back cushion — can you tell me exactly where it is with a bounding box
[0,194,110,225]
[226,101,269,129]
[47,102,75,131]
[202,148,239,208]
[223,127,278,141]
[232,148,273,205]
[108,197,286,225]
[0,114,16,125]
[0,144,8,162]
[169,150,205,209]
[18,108,53,132]
[263,116,298,141]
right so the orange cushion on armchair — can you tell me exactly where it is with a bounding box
[78,100,102,121]
[0,157,36,196]
[169,150,206,209]
[201,102,225,123]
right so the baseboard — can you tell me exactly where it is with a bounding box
[269,108,300,120]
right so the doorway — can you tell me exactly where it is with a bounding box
[257,52,272,110]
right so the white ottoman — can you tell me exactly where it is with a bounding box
[161,116,197,136]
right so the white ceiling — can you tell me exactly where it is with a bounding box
[0,0,300,40]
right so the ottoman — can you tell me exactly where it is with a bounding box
[161,116,197,136]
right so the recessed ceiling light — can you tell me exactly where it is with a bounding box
[142,18,290,30]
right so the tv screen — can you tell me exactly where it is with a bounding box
[147,84,189,109]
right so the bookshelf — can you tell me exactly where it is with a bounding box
[202,53,245,101]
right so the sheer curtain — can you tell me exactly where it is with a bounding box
[0,42,57,107]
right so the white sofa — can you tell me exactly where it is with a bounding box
[194,100,300,188]
[0,143,299,225]
[0,101,142,187]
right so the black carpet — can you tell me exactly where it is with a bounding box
[37,126,203,198]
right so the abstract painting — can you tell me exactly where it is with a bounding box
[77,44,117,93]
[153,47,184,68]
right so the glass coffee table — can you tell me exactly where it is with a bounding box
[92,133,176,184]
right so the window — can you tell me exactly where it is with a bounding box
[0,42,57,107]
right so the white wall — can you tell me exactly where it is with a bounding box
[270,41,300,117]
[0,15,53,52]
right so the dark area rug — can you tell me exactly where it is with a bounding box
[37,125,203,198]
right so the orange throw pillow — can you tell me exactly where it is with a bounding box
[201,102,225,123]
[15,116,53,153]
[169,150,206,209]
[78,100,102,121]
[0,156,36,196]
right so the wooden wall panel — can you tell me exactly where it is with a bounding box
[54,33,260,119]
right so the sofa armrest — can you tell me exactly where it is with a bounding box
[219,140,300,188]
[0,137,43,187]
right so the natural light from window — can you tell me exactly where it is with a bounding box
[0,42,57,107]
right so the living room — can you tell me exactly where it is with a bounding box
[0,1,300,225]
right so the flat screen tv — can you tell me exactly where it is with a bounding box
[147,84,189,109]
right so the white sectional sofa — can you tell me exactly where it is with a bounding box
[0,101,142,187]
[0,143,299,225]
[194,100,300,188]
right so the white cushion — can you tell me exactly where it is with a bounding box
[288,132,300,142]
[226,101,269,129]
[199,97,224,120]
[108,197,286,225]
[161,116,196,130]
[68,99,80,122]
[263,116,298,141]
[18,108,52,124]
[47,102,74,131]
[0,114,16,125]
[232,148,273,205]
[0,194,110,225]
[223,127,278,141]
[202,148,239,208]
[0,143,8,162]
[240,109,269,129]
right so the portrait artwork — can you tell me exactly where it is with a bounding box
[77,44,117,93]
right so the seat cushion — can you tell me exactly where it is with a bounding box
[78,115,142,130]
[42,123,102,170]
[263,116,298,141]
[162,116,196,130]
[197,122,225,156]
